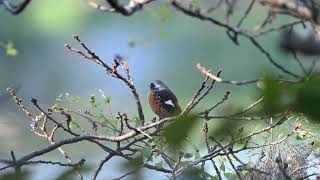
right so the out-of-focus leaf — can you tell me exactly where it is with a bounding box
[6,41,18,57]
[179,160,193,167]
[56,165,92,180]
[259,75,320,122]
[123,156,144,169]
[121,156,144,180]
[191,0,200,8]
[75,96,85,105]
[138,146,153,159]
[133,116,141,128]
[0,170,31,180]
[224,173,237,180]
[128,38,137,48]
[159,5,171,21]
[293,77,320,121]
[195,150,201,160]
[296,130,311,140]
[158,31,171,40]
[90,94,101,108]
[163,114,198,150]
[220,161,225,172]
[148,5,171,22]
[101,118,117,131]
[211,176,219,180]
[259,74,292,114]
[208,119,245,143]
[179,167,212,180]
[313,140,320,148]
[6,48,18,57]
[69,119,79,129]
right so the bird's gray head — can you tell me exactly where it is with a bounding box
[149,80,169,91]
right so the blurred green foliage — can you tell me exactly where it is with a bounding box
[259,74,320,122]
[179,167,214,180]
[0,40,18,57]
[163,114,198,151]
[0,170,31,180]
[207,119,246,144]
[55,165,92,180]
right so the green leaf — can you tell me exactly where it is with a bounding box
[56,165,92,180]
[0,170,31,180]
[195,150,201,160]
[101,118,118,130]
[163,114,198,150]
[201,171,214,179]
[179,160,193,167]
[90,94,97,107]
[191,0,200,7]
[259,75,320,122]
[104,96,111,104]
[70,119,79,128]
[133,116,141,127]
[313,140,320,148]
[259,75,286,114]
[224,173,237,180]
[6,41,18,57]
[123,156,144,169]
[211,176,219,180]
[220,161,225,172]
[128,38,137,48]
[75,96,85,104]
[159,5,171,20]
[139,146,153,159]
[293,77,320,121]
[158,31,171,40]
[6,48,18,57]
[179,167,210,180]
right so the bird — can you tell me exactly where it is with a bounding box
[148,80,181,119]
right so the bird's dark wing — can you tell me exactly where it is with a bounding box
[156,89,180,112]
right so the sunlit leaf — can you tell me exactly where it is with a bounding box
[6,41,18,57]
[6,48,18,57]
[195,150,201,160]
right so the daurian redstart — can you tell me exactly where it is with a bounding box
[148,80,181,118]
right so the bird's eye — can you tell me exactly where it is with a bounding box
[150,83,155,89]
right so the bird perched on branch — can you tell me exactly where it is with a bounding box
[148,80,181,119]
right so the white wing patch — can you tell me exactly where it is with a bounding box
[164,100,175,107]
[155,84,161,88]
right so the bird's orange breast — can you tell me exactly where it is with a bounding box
[148,91,172,118]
